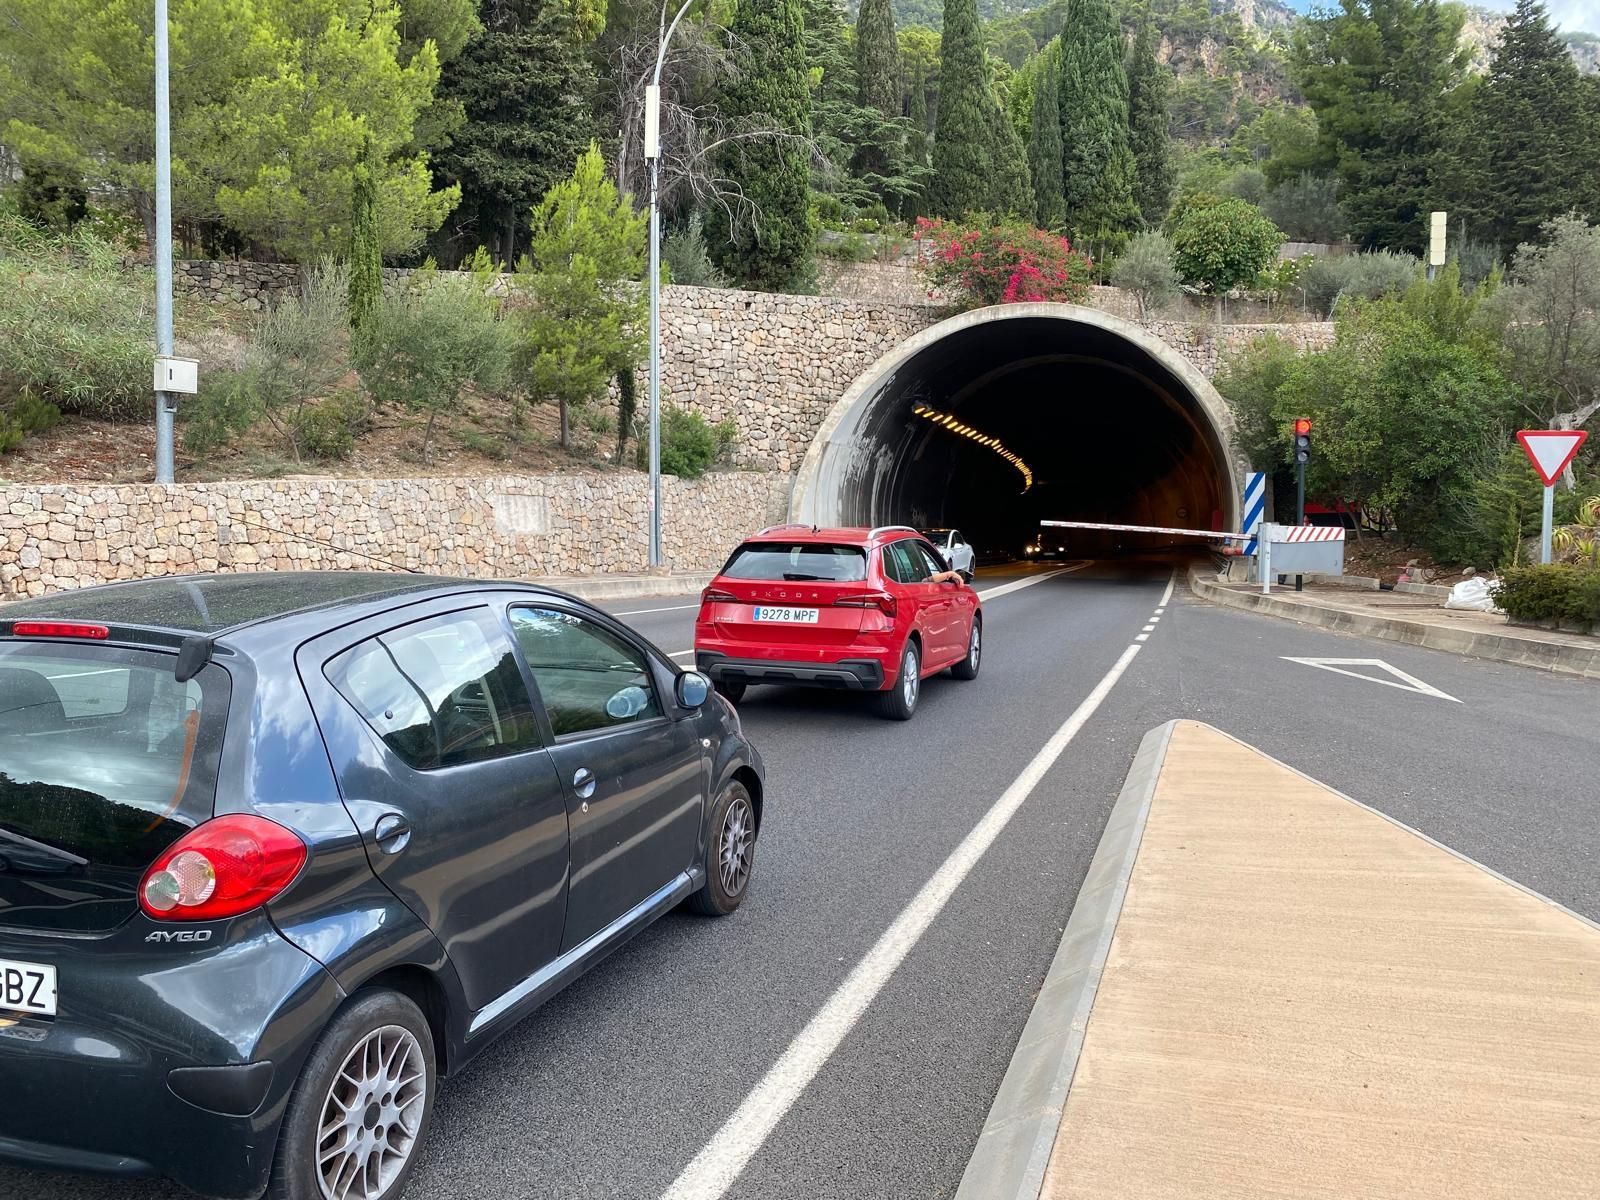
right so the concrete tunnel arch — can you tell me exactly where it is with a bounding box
[789,303,1244,555]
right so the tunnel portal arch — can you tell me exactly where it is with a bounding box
[789,303,1245,552]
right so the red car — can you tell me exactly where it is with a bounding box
[694,524,982,720]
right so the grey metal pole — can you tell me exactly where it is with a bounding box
[153,0,176,484]
[648,160,662,568]
[1541,483,1555,564]
[1295,461,1305,591]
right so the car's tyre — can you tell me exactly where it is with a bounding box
[876,640,921,721]
[687,779,757,916]
[268,989,437,1200]
[949,616,981,681]
[714,680,747,705]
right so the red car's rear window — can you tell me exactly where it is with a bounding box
[721,542,868,583]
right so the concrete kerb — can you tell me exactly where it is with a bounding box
[1188,564,1600,680]
[954,720,1179,1200]
[528,572,712,603]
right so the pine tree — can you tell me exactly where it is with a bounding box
[1027,39,1065,229]
[348,140,383,333]
[927,0,993,218]
[433,0,597,266]
[1126,19,1174,228]
[1058,0,1139,248]
[855,0,902,120]
[1455,0,1589,252]
[709,0,816,291]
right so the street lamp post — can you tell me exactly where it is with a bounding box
[153,0,176,484]
[645,0,696,569]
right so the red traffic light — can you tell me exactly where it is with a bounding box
[1293,418,1313,436]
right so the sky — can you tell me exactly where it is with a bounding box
[1283,0,1599,34]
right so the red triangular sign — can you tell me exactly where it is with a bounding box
[1517,430,1589,486]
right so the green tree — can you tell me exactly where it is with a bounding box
[927,0,993,217]
[519,143,648,448]
[1110,230,1181,318]
[1057,0,1139,248]
[1451,0,1591,254]
[988,76,1036,219]
[349,141,383,333]
[1027,40,1066,229]
[1262,172,1346,244]
[1169,195,1284,295]
[1126,19,1174,228]
[1291,0,1468,253]
[856,0,903,122]
[432,0,598,267]
[709,0,816,291]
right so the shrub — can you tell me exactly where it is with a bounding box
[183,368,263,458]
[659,407,736,479]
[0,392,61,453]
[0,213,152,419]
[1494,564,1600,630]
[1110,232,1181,318]
[1261,172,1346,244]
[291,390,367,461]
[1168,195,1284,295]
[662,213,728,288]
[914,215,1093,309]
[1299,251,1419,316]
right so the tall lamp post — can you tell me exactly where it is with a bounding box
[153,0,176,484]
[644,0,697,568]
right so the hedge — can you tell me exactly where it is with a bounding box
[1495,565,1600,631]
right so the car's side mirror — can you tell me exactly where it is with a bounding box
[675,671,711,709]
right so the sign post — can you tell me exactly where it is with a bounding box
[1515,430,1589,564]
[1427,211,1447,283]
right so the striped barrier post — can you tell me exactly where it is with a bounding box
[1241,471,1266,558]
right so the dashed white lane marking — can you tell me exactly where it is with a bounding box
[613,602,701,616]
[1142,625,1156,633]
[1135,633,1149,642]
[668,650,694,659]
[660,571,1167,1200]
[1158,572,1176,607]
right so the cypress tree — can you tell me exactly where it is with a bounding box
[710,0,816,291]
[1457,0,1588,252]
[1058,0,1139,247]
[989,78,1035,218]
[927,0,993,218]
[855,0,902,120]
[1126,19,1174,228]
[348,139,382,333]
[1028,40,1066,229]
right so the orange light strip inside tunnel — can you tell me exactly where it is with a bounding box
[911,403,1034,492]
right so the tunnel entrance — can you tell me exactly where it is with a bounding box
[791,304,1241,558]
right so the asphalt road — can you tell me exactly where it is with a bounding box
[9,559,1598,1200]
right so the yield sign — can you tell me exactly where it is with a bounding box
[1281,657,1461,702]
[1516,429,1589,486]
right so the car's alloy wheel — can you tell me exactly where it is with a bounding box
[316,1025,427,1200]
[877,641,921,720]
[718,793,754,897]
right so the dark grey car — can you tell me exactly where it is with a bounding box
[0,572,764,1200]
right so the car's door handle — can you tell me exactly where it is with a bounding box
[373,813,411,855]
[573,768,597,799]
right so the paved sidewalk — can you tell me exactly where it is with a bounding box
[962,721,1600,1200]
[1189,564,1600,679]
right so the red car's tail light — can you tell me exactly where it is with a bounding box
[835,590,898,617]
[701,587,738,604]
[139,815,307,921]
[11,621,110,640]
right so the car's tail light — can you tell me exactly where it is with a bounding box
[140,815,307,921]
[10,621,110,640]
[835,590,898,617]
[701,587,738,605]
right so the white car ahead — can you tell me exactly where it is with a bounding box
[921,528,975,574]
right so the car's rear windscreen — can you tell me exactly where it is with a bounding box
[720,543,868,583]
[0,643,229,934]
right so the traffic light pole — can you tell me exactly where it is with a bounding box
[1295,460,1306,591]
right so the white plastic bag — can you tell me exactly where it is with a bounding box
[1444,577,1500,612]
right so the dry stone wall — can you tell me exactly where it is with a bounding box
[1,473,786,600]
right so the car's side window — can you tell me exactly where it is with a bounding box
[915,542,949,574]
[327,610,541,771]
[881,544,906,584]
[893,540,932,583]
[508,608,663,738]
[951,530,963,549]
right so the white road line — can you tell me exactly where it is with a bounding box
[668,650,695,659]
[660,640,1146,1200]
[1154,607,1165,615]
[1135,633,1149,641]
[1158,571,1176,607]
[974,561,1091,602]
[1141,625,1156,632]
[1149,615,1161,623]
[613,602,701,616]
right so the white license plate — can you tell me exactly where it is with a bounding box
[0,958,57,1018]
[752,606,820,624]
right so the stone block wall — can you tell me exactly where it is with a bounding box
[1,472,787,600]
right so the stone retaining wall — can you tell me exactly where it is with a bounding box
[1,472,787,600]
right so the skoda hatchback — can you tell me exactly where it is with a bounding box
[694,525,982,720]
[0,572,764,1200]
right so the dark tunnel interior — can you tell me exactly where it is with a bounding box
[798,316,1237,559]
